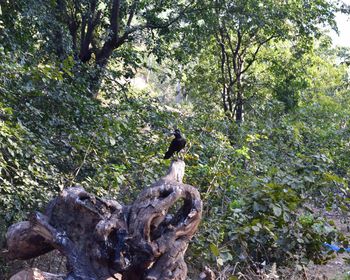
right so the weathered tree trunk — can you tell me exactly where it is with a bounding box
[5,160,202,280]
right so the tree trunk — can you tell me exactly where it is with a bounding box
[4,160,202,280]
[235,73,243,124]
[235,91,243,124]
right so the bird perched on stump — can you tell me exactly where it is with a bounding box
[164,129,186,159]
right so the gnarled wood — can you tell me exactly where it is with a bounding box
[9,268,64,280]
[5,221,53,260]
[5,160,202,280]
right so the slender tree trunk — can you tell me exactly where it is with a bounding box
[176,65,183,103]
[220,55,228,113]
[176,79,182,103]
[235,75,243,124]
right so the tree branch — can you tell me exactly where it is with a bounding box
[79,0,100,62]
[110,0,121,43]
[241,35,277,75]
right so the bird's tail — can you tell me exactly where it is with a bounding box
[164,151,172,159]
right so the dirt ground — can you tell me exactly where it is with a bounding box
[303,211,350,280]
[305,255,350,280]
[279,211,350,280]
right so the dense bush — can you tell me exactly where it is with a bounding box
[1,44,349,276]
[1,1,350,277]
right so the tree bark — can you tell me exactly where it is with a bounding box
[10,268,64,280]
[5,160,202,280]
[235,76,243,124]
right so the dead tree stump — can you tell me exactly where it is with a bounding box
[5,160,202,280]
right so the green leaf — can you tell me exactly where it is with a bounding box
[209,243,220,257]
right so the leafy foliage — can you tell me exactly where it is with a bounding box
[1,0,350,278]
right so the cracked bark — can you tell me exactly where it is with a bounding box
[5,160,202,280]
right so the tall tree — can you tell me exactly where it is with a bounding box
[176,0,337,123]
[0,0,197,96]
[51,0,196,96]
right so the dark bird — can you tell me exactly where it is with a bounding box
[164,129,186,159]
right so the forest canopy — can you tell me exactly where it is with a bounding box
[1,0,350,278]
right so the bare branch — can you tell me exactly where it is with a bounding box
[79,0,101,62]
[241,35,277,75]
[126,0,139,28]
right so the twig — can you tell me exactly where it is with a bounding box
[69,138,94,187]
[302,265,309,280]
